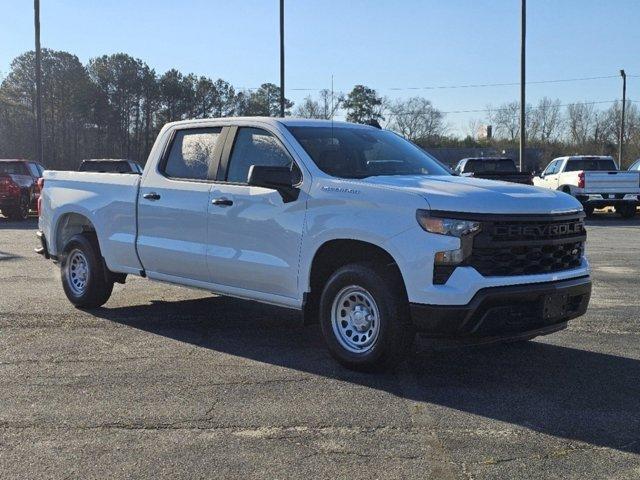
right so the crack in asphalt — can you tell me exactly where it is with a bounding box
[476,439,640,467]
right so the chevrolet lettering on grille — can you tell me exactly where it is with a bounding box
[494,222,583,238]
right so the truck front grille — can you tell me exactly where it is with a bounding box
[468,212,586,277]
[468,241,583,276]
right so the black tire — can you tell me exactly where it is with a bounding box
[616,204,637,218]
[319,262,414,372]
[60,233,113,308]
[5,193,29,220]
[583,205,595,217]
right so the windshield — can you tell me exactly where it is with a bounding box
[565,158,617,172]
[0,162,28,175]
[464,159,517,173]
[286,126,450,179]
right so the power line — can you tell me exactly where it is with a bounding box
[284,74,622,93]
[331,99,639,118]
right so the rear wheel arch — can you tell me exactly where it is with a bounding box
[55,212,100,256]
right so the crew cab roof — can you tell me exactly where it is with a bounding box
[553,155,615,161]
[163,117,377,129]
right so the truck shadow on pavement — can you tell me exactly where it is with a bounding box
[93,296,640,455]
[0,217,39,230]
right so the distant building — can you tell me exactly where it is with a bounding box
[477,124,492,140]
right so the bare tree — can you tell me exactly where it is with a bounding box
[605,100,640,148]
[530,97,563,142]
[294,89,344,119]
[465,118,484,139]
[566,102,596,145]
[388,97,447,142]
[488,102,520,141]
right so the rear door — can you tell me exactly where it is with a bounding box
[206,125,307,299]
[137,126,226,282]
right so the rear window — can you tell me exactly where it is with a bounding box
[0,162,28,175]
[80,161,134,173]
[565,158,617,172]
[163,128,222,180]
[464,159,517,173]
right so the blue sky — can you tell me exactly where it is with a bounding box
[1,0,639,134]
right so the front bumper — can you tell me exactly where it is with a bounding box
[410,276,591,339]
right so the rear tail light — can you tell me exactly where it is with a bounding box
[37,178,44,217]
[578,171,585,189]
[0,177,19,194]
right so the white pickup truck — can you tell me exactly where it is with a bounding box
[37,118,592,370]
[533,155,640,217]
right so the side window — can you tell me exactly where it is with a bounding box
[543,160,558,175]
[163,127,222,180]
[226,128,292,183]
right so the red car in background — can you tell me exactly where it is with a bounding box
[0,160,45,220]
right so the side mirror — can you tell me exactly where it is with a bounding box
[247,165,299,202]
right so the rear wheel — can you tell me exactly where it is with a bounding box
[616,203,637,218]
[319,262,414,372]
[5,193,29,220]
[583,205,595,217]
[61,233,113,308]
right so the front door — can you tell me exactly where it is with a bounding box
[137,127,223,282]
[206,126,306,299]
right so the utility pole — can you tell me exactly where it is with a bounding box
[519,0,526,172]
[619,69,626,169]
[34,0,44,164]
[279,0,285,117]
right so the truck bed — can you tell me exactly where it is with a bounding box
[40,170,142,273]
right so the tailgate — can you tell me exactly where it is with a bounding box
[584,171,640,193]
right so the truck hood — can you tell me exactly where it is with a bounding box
[362,175,583,214]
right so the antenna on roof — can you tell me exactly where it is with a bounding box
[331,74,334,137]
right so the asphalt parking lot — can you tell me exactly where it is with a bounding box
[0,215,639,479]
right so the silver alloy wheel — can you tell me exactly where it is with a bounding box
[331,285,381,354]
[67,249,89,296]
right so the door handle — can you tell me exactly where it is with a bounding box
[143,192,161,201]
[211,197,233,207]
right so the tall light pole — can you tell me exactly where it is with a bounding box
[519,0,526,172]
[619,69,626,169]
[34,0,44,164]
[279,0,285,117]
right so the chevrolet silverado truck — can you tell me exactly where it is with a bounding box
[0,159,45,220]
[454,157,533,185]
[533,155,640,217]
[36,118,592,371]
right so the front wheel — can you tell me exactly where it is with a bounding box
[319,262,414,372]
[61,233,114,308]
[583,205,595,217]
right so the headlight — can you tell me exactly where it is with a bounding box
[416,210,481,237]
